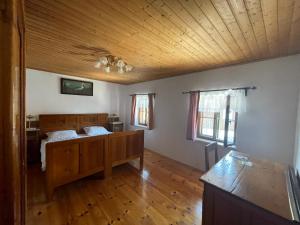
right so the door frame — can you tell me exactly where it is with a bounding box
[0,0,26,224]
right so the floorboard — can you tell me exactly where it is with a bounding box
[27,149,204,225]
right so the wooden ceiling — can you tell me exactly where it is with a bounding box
[25,0,300,84]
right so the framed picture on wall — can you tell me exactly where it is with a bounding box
[61,78,93,96]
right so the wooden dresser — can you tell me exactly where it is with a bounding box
[200,151,299,225]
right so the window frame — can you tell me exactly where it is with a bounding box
[134,95,149,128]
[197,95,238,147]
[197,112,219,141]
[137,105,148,127]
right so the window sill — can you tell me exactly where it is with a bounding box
[195,138,225,147]
[133,124,149,130]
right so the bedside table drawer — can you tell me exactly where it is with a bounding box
[26,129,40,164]
[109,123,123,132]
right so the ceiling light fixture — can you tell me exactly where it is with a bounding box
[95,55,133,74]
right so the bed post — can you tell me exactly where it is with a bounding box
[139,152,144,172]
[139,130,144,172]
[104,135,112,178]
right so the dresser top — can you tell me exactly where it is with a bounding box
[200,151,293,221]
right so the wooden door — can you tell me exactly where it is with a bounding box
[0,0,26,224]
[50,144,80,185]
[80,138,105,174]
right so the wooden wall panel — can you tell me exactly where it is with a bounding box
[24,0,300,84]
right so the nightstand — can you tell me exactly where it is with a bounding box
[109,121,124,132]
[26,128,40,164]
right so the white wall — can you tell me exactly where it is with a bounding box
[26,69,120,116]
[294,91,300,171]
[119,55,300,171]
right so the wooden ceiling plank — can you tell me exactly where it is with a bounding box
[26,36,171,83]
[160,0,231,63]
[98,0,211,67]
[105,0,214,67]
[243,0,271,57]
[27,33,206,83]
[26,21,170,70]
[149,0,227,65]
[34,0,197,68]
[278,0,296,55]
[210,0,258,59]
[195,0,251,60]
[288,0,300,53]
[224,0,262,58]
[202,0,255,60]
[136,0,222,64]
[26,1,179,68]
[261,0,279,57]
[178,0,242,63]
[43,0,186,66]
[25,3,155,63]
[89,0,206,66]
[25,0,300,84]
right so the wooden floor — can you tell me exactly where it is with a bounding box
[27,149,204,225]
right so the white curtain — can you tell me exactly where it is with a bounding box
[229,90,246,113]
[198,91,226,112]
[198,90,246,113]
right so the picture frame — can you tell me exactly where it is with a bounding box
[61,78,93,96]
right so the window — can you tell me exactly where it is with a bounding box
[197,90,244,146]
[197,110,238,145]
[135,95,149,127]
[131,93,155,129]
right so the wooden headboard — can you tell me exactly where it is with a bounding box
[39,113,109,137]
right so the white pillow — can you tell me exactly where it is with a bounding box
[83,126,112,136]
[46,130,79,142]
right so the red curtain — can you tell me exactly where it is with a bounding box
[148,94,155,130]
[130,95,136,126]
[186,92,200,141]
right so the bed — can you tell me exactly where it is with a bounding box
[39,113,144,200]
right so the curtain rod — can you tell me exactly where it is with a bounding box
[129,93,156,96]
[182,86,256,96]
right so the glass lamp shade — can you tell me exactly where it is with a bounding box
[99,56,108,66]
[95,56,133,73]
[94,62,101,68]
[117,67,124,74]
[104,66,111,73]
[125,64,133,72]
[116,59,125,68]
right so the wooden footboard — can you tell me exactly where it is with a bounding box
[45,130,144,200]
[45,135,109,200]
[107,130,144,176]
